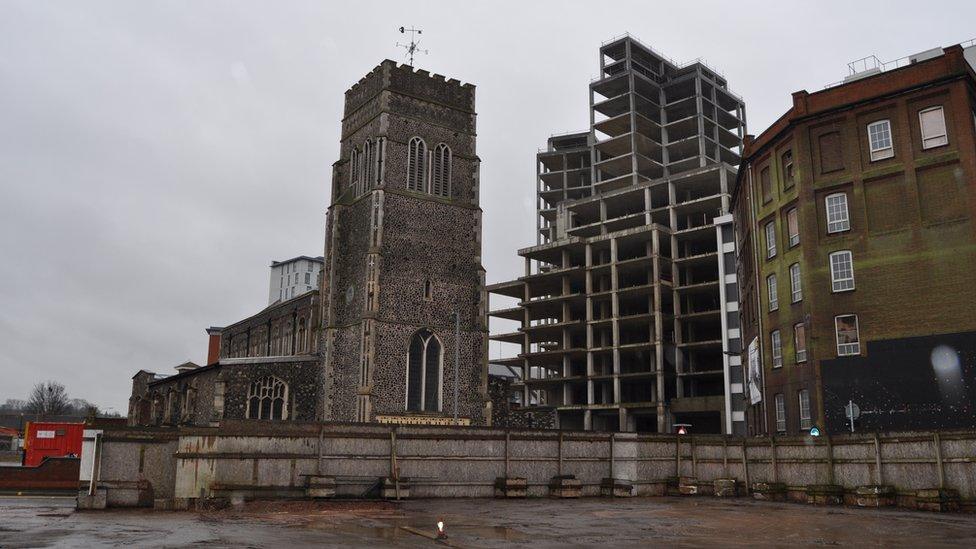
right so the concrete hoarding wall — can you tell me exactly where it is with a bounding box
[91,423,976,506]
[91,432,178,507]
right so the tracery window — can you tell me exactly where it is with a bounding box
[406,329,441,412]
[246,375,288,420]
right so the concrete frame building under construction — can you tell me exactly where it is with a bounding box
[489,35,746,434]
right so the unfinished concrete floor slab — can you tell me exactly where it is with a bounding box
[2,496,975,548]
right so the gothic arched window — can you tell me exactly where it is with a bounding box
[297,318,307,353]
[431,143,451,198]
[407,137,427,192]
[406,329,441,412]
[246,376,288,420]
[349,147,360,190]
[361,139,374,195]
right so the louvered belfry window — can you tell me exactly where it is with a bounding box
[407,137,427,191]
[431,143,451,197]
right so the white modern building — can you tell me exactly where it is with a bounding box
[269,255,323,304]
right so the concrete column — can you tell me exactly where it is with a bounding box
[695,70,706,167]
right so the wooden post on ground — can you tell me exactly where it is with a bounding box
[675,435,681,477]
[390,427,400,500]
[934,432,945,489]
[690,436,697,479]
[825,434,835,485]
[741,440,750,494]
[873,432,884,485]
[317,426,324,476]
[504,430,510,478]
[769,437,778,483]
[609,433,615,480]
[722,438,729,478]
[557,431,563,477]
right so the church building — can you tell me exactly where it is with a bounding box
[127,60,490,427]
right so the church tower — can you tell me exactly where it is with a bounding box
[320,60,489,425]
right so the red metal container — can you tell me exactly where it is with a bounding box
[23,422,84,467]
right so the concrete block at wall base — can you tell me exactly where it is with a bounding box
[713,478,739,497]
[751,482,787,502]
[677,477,714,496]
[305,476,336,499]
[600,477,635,498]
[381,478,410,500]
[494,477,527,498]
[153,498,192,511]
[638,479,669,497]
[549,475,581,498]
[76,489,107,510]
[806,484,844,506]
[916,488,960,512]
[665,476,682,496]
[855,485,896,508]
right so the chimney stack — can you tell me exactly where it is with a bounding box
[205,327,223,365]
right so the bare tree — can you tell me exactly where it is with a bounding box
[0,399,27,411]
[26,381,70,416]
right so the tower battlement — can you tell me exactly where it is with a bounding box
[343,60,475,119]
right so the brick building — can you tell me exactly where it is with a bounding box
[733,43,976,436]
[129,60,490,428]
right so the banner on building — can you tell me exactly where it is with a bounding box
[747,337,763,405]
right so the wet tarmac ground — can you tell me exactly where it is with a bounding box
[1,496,975,548]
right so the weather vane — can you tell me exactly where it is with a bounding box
[397,26,428,66]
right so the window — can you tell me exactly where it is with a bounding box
[349,147,360,189]
[361,139,375,195]
[760,166,772,203]
[407,137,427,191]
[787,208,799,247]
[307,263,313,272]
[423,279,433,301]
[775,393,786,433]
[794,323,807,363]
[406,329,441,412]
[305,273,311,284]
[798,390,812,430]
[867,119,894,161]
[782,150,794,188]
[835,314,861,356]
[789,263,802,302]
[771,330,783,368]
[919,106,948,149]
[825,193,850,233]
[767,274,778,311]
[819,131,844,173]
[246,376,288,420]
[431,143,452,198]
[297,318,307,353]
[829,250,855,292]
[765,221,777,258]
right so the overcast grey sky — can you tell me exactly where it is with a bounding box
[1,0,973,412]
